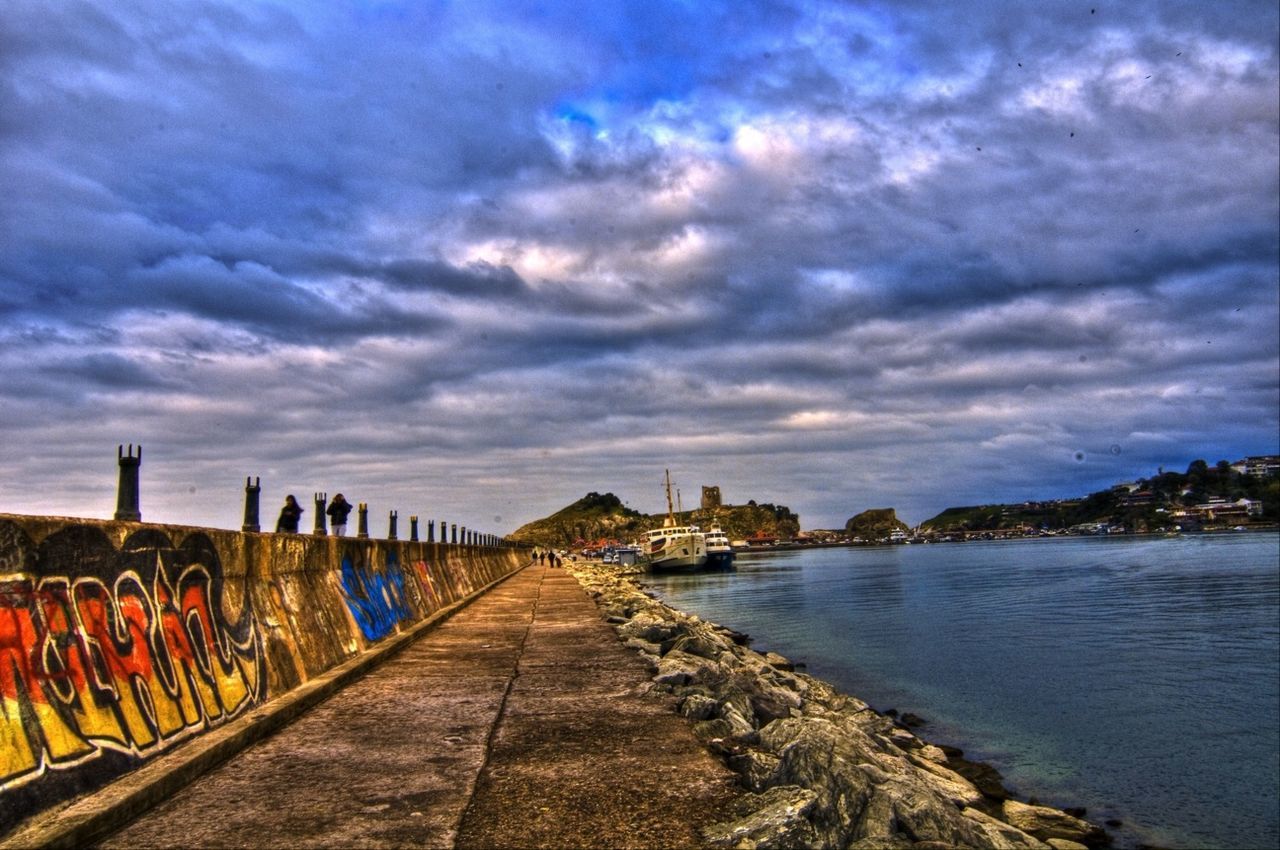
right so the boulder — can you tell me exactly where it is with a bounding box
[654,649,718,686]
[961,806,1053,849]
[726,748,782,792]
[678,693,719,721]
[761,650,795,671]
[669,631,729,660]
[1046,839,1090,850]
[945,752,1012,800]
[1002,800,1109,847]
[702,785,818,849]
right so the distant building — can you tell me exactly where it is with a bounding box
[1232,456,1280,477]
[701,485,722,510]
[1173,498,1263,522]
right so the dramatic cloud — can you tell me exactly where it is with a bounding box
[2,0,1276,532]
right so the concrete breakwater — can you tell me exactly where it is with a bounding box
[565,559,1111,850]
[0,513,526,840]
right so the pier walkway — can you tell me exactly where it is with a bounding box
[97,564,742,849]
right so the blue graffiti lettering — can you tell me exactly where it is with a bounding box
[339,550,412,641]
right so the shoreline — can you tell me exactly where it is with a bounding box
[564,558,1115,850]
[735,525,1279,553]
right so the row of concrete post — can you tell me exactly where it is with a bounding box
[113,445,516,548]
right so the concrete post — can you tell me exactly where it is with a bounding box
[114,444,142,522]
[388,510,398,541]
[313,493,328,536]
[409,516,419,541]
[357,503,369,538]
[451,523,457,545]
[242,476,261,532]
[427,519,435,543]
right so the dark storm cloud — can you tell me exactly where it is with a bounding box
[1,0,1275,530]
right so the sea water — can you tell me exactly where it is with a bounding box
[643,534,1280,850]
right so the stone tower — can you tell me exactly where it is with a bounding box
[701,485,722,510]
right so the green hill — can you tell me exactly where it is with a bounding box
[844,508,909,541]
[509,493,801,548]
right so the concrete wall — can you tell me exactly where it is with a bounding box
[0,513,526,835]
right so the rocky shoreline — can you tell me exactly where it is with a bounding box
[564,559,1113,850]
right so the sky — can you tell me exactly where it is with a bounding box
[2,0,1277,534]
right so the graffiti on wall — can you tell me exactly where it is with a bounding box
[1,521,263,815]
[412,560,442,609]
[339,549,414,641]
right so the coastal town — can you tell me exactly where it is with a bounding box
[513,455,1280,555]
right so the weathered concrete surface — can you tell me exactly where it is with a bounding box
[1,513,525,836]
[97,566,743,848]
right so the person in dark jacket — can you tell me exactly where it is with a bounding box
[327,493,353,536]
[276,494,303,533]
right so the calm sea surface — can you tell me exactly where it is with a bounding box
[642,534,1280,850]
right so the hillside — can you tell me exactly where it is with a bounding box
[509,493,800,548]
[920,457,1279,533]
[844,508,909,541]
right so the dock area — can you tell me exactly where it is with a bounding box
[95,564,743,848]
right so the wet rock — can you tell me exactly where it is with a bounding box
[945,752,1012,800]
[900,712,927,728]
[702,785,818,849]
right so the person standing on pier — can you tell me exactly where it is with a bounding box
[276,494,303,533]
[327,493,353,536]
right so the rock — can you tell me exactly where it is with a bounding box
[906,755,986,808]
[678,693,719,721]
[669,631,728,660]
[759,717,993,849]
[917,744,949,764]
[720,701,757,737]
[961,806,1053,849]
[617,611,678,643]
[900,712,927,728]
[622,637,661,656]
[761,651,794,671]
[944,752,1011,800]
[1046,839,1089,850]
[702,785,818,849]
[1002,800,1108,848]
[888,728,923,750]
[693,718,734,741]
[654,649,718,686]
[726,749,782,792]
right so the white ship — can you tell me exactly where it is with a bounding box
[704,523,735,569]
[643,470,706,571]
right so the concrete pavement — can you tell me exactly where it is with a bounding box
[97,565,742,848]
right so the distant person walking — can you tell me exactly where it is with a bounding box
[327,493,353,536]
[276,495,303,533]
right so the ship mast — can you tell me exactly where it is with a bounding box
[664,469,676,527]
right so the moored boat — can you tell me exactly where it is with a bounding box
[704,523,735,569]
[644,470,707,571]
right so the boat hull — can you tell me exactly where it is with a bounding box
[704,550,736,570]
[645,531,706,571]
